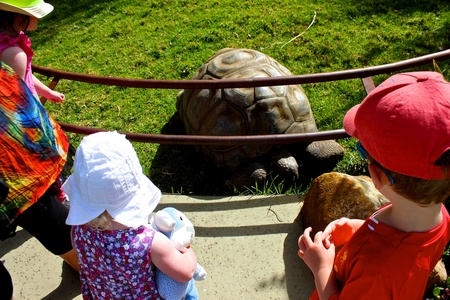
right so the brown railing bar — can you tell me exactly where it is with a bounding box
[58,122,349,145]
[33,49,450,89]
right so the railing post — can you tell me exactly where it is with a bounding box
[361,77,376,95]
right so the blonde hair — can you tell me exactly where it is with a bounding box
[87,210,113,230]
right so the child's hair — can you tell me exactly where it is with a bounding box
[368,150,450,205]
[0,10,29,35]
[87,211,114,230]
[0,10,16,31]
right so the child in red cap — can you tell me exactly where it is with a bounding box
[298,71,450,299]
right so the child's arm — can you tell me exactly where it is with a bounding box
[33,75,65,103]
[1,46,27,79]
[1,46,64,103]
[298,227,339,299]
[151,231,197,283]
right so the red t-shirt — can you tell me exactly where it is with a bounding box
[310,204,450,300]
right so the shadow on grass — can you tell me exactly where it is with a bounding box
[148,113,319,196]
[345,0,449,14]
[148,113,234,195]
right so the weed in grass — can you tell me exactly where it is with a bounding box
[240,173,309,196]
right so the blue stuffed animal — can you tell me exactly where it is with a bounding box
[152,207,207,300]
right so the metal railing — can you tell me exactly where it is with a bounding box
[33,49,450,145]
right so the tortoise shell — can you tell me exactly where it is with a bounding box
[176,48,318,170]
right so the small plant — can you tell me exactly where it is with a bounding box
[424,243,450,300]
[240,173,306,196]
[425,277,450,300]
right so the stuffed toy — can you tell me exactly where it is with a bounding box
[152,207,207,300]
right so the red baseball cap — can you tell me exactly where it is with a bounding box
[343,71,450,180]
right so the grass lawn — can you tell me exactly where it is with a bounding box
[30,0,450,195]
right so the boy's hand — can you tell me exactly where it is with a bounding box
[298,227,335,276]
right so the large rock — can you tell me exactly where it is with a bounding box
[299,172,388,234]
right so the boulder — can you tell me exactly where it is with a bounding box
[299,172,388,234]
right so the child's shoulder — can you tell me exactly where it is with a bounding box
[0,31,31,56]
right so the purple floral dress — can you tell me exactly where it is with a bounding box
[72,225,161,300]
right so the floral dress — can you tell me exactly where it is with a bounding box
[72,225,161,300]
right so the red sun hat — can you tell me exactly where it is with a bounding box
[343,71,450,180]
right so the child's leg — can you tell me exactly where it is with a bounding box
[0,261,13,300]
[15,191,78,271]
[59,248,79,272]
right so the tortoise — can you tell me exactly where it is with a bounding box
[176,48,344,189]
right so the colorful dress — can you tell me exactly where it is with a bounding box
[0,31,37,98]
[72,224,161,300]
[0,63,68,230]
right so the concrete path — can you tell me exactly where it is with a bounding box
[1,194,315,300]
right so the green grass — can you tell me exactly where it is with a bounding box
[30,0,450,195]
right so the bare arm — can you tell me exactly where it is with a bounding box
[298,227,340,299]
[151,231,197,283]
[32,74,65,102]
[1,46,64,102]
[1,46,27,79]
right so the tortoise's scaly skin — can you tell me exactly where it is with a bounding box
[177,48,318,171]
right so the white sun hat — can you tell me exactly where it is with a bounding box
[64,131,161,228]
[0,0,54,19]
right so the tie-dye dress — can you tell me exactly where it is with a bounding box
[0,62,68,230]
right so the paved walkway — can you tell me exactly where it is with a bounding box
[1,194,315,300]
